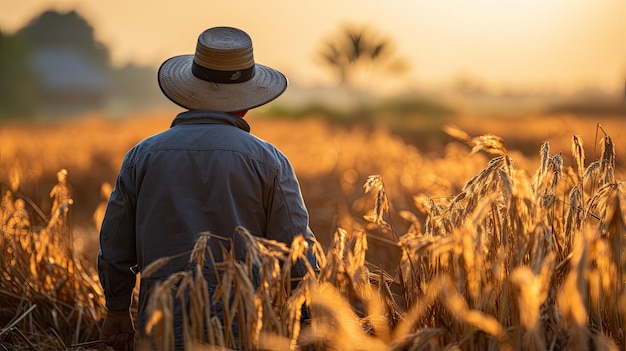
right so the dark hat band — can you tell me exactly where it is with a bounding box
[191,61,255,84]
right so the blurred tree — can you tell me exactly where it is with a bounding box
[18,10,110,69]
[316,23,410,91]
[0,30,37,118]
[0,9,163,118]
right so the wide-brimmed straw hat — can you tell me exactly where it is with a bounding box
[158,26,287,112]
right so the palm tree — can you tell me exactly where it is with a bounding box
[317,23,409,91]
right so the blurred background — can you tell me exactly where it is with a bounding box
[1,0,625,119]
[1,0,625,256]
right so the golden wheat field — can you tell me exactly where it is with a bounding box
[0,111,624,350]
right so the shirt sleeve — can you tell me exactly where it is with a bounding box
[97,153,138,310]
[265,153,316,279]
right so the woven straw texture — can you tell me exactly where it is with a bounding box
[158,27,287,112]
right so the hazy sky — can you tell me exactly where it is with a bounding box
[1,0,624,94]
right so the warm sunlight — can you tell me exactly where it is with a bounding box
[395,0,625,90]
[0,0,624,92]
[1,1,625,350]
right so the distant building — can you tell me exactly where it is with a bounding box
[29,46,109,114]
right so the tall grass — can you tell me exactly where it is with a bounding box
[138,129,624,350]
[0,120,623,350]
[0,170,105,349]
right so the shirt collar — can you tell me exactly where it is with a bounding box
[170,110,251,132]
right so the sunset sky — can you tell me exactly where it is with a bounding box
[1,0,624,95]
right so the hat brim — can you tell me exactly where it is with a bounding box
[158,55,287,112]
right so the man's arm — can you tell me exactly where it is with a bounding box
[97,163,139,350]
[265,155,317,280]
[98,166,138,310]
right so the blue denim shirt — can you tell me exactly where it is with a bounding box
[97,110,315,313]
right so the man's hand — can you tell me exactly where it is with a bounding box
[101,308,135,351]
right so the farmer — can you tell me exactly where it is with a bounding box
[98,26,316,350]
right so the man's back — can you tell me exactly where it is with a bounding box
[105,110,312,275]
[98,26,314,351]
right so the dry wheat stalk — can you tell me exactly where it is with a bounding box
[0,172,104,349]
[4,123,625,351]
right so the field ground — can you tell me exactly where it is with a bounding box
[0,110,624,349]
[1,111,623,254]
